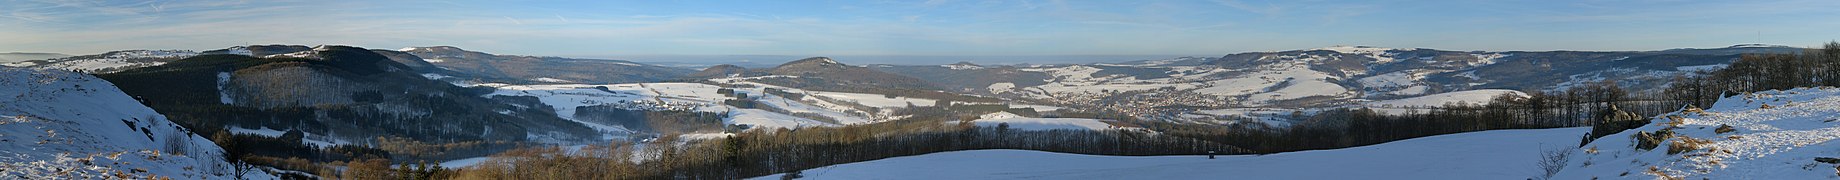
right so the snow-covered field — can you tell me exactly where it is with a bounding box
[0,67,271,179]
[963,112,1127,131]
[15,50,199,73]
[1555,87,1840,179]
[754,127,1589,180]
[484,82,912,134]
[807,91,936,108]
[1363,89,1526,108]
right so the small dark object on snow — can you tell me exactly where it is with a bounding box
[1816,157,1840,164]
[1715,124,1736,134]
[1208,150,1216,159]
[781,170,804,180]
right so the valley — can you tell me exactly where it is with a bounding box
[4,1,1837,178]
[6,42,1839,179]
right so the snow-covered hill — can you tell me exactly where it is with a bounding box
[0,67,270,179]
[398,46,694,84]
[1555,87,1840,179]
[484,81,937,134]
[754,127,1589,179]
[869,45,1781,125]
[3,50,199,73]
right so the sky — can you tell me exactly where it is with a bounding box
[2,0,1838,64]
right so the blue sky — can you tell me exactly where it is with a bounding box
[3,0,1838,63]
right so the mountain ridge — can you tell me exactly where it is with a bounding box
[398,46,695,84]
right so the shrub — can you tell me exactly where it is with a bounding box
[160,132,190,156]
[1536,146,1573,179]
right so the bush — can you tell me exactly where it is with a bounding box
[1536,146,1573,180]
[161,132,190,156]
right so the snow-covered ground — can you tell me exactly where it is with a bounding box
[806,91,937,108]
[1555,87,1840,179]
[754,127,1589,180]
[1676,64,1728,72]
[440,157,492,168]
[963,112,1129,131]
[1363,89,1526,108]
[0,67,272,179]
[488,83,718,134]
[15,50,198,73]
[484,82,904,135]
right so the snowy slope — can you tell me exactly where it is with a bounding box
[754,127,1589,179]
[485,82,880,132]
[806,91,937,108]
[1364,89,1526,107]
[963,112,1128,131]
[0,68,270,179]
[1554,87,1840,179]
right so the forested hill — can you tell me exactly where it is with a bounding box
[0,67,271,179]
[95,46,601,161]
[398,46,695,84]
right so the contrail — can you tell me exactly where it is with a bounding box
[504,16,523,25]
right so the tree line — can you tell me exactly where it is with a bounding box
[451,105,1242,179]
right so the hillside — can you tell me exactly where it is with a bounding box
[1363,89,1527,108]
[398,46,694,84]
[0,67,272,179]
[683,64,758,79]
[2,50,199,73]
[754,127,1589,179]
[867,62,1056,93]
[868,45,1798,124]
[965,112,1130,131]
[200,45,315,57]
[2,45,328,74]
[482,79,961,135]
[754,57,941,91]
[692,57,997,103]
[1554,87,1840,179]
[98,45,600,148]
